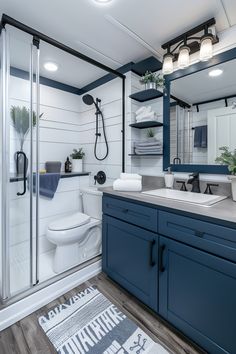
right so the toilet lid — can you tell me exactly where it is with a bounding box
[48,212,91,231]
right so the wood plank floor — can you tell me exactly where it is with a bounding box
[0,272,206,354]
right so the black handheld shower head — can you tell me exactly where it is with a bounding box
[82,94,95,106]
[82,93,109,161]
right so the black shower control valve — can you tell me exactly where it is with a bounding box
[94,171,106,185]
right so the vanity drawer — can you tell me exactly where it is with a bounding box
[159,211,236,262]
[103,196,158,232]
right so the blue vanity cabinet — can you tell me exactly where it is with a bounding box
[159,236,236,354]
[102,215,158,311]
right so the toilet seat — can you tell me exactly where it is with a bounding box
[48,212,91,231]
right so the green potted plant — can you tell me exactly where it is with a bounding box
[10,105,43,174]
[70,148,85,173]
[140,71,165,90]
[215,146,236,201]
[147,128,155,139]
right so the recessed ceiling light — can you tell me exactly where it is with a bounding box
[209,69,223,77]
[44,62,58,72]
[94,0,113,3]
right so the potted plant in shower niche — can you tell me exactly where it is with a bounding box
[140,71,165,90]
[10,106,43,175]
[70,148,85,173]
[215,146,236,201]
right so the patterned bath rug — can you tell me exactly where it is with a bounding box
[38,286,170,354]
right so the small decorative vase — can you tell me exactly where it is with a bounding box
[72,159,83,173]
[145,82,156,90]
[228,175,236,201]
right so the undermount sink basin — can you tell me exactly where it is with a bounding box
[142,188,228,206]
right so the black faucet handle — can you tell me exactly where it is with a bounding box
[204,183,219,195]
[176,180,187,191]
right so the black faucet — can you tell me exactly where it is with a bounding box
[187,172,201,193]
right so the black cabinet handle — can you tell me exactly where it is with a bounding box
[16,151,27,196]
[150,239,156,267]
[159,245,166,272]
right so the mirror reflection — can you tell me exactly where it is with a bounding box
[170,58,236,165]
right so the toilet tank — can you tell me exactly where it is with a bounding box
[80,187,103,220]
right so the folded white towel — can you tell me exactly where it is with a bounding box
[136,112,156,122]
[113,179,142,192]
[135,106,146,116]
[136,116,157,123]
[135,106,152,116]
[134,139,161,147]
[120,172,142,181]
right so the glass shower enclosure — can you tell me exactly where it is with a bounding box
[0,17,126,304]
[0,26,40,300]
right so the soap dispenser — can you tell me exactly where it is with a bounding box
[164,167,174,189]
[65,157,72,173]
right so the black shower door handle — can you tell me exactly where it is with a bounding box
[16,151,27,196]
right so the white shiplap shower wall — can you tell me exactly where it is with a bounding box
[78,73,133,185]
[9,76,90,293]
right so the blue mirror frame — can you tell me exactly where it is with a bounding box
[163,47,236,174]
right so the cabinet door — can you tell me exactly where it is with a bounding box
[102,215,158,311]
[159,236,236,354]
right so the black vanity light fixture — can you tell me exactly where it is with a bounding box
[162,18,219,75]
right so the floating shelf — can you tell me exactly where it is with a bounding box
[129,121,163,129]
[129,154,163,157]
[129,89,163,102]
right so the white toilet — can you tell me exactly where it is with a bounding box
[47,187,103,274]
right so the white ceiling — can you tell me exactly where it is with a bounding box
[1,0,236,87]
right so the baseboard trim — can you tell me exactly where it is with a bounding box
[0,260,101,331]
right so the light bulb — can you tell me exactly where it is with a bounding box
[178,46,190,69]
[200,36,213,61]
[44,62,58,72]
[209,69,223,77]
[162,54,174,75]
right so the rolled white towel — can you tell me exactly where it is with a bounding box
[135,106,146,116]
[136,111,156,121]
[135,105,152,116]
[120,172,142,181]
[113,179,142,192]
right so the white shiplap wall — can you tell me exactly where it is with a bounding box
[78,74,132,185]
[9,76,91,294]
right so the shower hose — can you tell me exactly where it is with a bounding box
[94,108,109,161]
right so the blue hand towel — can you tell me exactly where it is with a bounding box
[32,173,60,199]
[194,125,208,148]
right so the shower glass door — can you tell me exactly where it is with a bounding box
[0,26,40,300]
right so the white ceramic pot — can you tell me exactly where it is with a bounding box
[72,159,83,173]
[228,175,236,201]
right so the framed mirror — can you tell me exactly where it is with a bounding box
[163,47,236,174]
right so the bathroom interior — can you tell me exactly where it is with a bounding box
[0,1,236,354]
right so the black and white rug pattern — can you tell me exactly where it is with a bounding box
[38,286,169,354]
